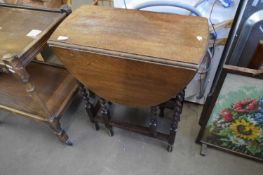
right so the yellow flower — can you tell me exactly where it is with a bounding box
[230,119,261,140]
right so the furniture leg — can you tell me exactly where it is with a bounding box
[100,98,114,136]
[49,116,73,146]
[200,143,208,156]
[80,85,100,130]
[2,56,50,117]
[2,56,77,145]
[89,90,96,99]
[167,89,185,152]
[149,106,158,137]
[159,105,165,118]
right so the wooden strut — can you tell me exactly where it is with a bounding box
[80,84,100,130]
[167,89,185,152]
[99,98,114,136]
[149,106,158,137]
[2,55,72,145]
[159,105,165,118]
[83,87,186,152]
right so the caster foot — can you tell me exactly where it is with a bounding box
[167,145,173,152]
[65,139,74,146]
[200,143,207,156]
[49,117,73,146]
[58,130,73,146]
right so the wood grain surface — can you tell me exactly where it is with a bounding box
[50,5,208,65]
[0,6,65,66]
[49,5,208,107]
[51,46,195,107]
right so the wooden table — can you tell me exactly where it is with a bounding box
[49,5,208,151]
[0,4,78,145]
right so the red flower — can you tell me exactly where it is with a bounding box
[220,109,233,122]
[233,99,258,113]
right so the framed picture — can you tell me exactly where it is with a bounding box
[198,65,263,162]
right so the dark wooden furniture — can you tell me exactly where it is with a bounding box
[0,4,78,145]
[49,5,208,151]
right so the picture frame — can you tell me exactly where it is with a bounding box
[197,65,263,162]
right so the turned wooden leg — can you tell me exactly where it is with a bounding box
[149,106,158,137]
[100,98,114,136]
[2,55,50,117]
[167,89,185,152]
[80,85,100,130]
[49,117,73,146]
[89,90,96,99]
[159,105,165,118]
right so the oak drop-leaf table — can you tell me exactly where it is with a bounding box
[49,5,208,151]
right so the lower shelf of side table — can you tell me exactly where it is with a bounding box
[0,62,79,144]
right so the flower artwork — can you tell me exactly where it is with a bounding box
[202,74,263,161]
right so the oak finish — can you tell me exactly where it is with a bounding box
[0,5,67,69]
[0,63,78,120]
[49,5,209,107]
[0,5,78,144]
[50,5,208,65]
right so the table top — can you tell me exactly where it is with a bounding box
[0,4,66,68]
[49,5,208,67]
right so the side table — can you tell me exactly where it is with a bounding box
[0,4,78,144]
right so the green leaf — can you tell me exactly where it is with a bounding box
[221,142,230,147]
[217,128,231,137]
[256,137,263,142]
[232,112,240,119]
[239,115,247,120]
[246,144,262,155]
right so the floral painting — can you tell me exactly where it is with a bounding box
[202,74,263,161]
